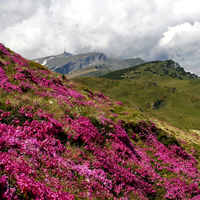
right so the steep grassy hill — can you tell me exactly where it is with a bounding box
[101,60,198,80]
[1,43,200,199]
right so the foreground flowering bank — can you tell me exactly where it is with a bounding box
[0,43,200,199]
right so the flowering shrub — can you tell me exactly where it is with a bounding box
[0,62,22,93]
[0,43,200,199]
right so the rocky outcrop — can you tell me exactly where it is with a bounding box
[167,61,181,69]
[152,99,167,110]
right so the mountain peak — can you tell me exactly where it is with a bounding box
[63,50,72,57]
[56,51,73,58]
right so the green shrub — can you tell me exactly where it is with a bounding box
[156,130,180,148]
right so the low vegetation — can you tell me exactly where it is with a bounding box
[1,43,200,199]
[72,76,200,132]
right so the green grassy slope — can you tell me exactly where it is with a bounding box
[141,75,200,96]
[72,76,200,131]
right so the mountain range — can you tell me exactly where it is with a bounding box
[34,51,146,78]
[1,43,200,199]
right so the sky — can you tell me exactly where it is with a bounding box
[1,0,200,75]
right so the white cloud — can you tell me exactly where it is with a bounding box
[0,0,200,75]
[151,22,200,75]
[173,0,200,21]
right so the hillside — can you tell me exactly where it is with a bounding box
[1,43,200,199]
[34,52,145,78]
[100,60,198,80]
[72,76,200,132]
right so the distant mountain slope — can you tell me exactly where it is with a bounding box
[65,57,146,78]
[123,57,146,66]
[34,52,146,78]
[101,60,198,80]
[66,64,114,79]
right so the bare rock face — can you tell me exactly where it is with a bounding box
[165,60,181,69]
[173,62,181,69]
[83,53,108,66]
[166,61,181,69]
[53,53,109,74]
[163,60,198,79]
